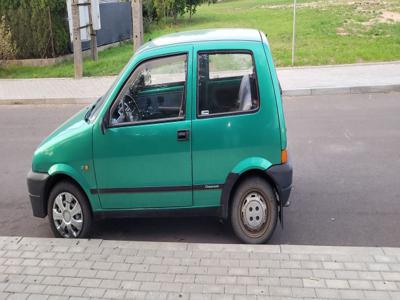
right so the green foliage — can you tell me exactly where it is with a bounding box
[143,0,159,31]
[0,41,133,78]
[186,0,203,19]
[151,0,209,23]
[0,0,69,59]
[0,16,16,59]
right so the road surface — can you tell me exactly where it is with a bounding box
[1,92,399,246]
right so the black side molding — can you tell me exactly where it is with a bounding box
[220,173,240,220]
[265,160,293,225]
[27,170,49,218]
[265,162,293,206]
[94,206,220,220]
[90,184,223,195]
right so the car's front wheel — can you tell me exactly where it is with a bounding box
[48,181,92,238]
[231,176,278,244]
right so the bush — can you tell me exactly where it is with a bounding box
[186,0,203,19]
[0,0,69,59]
[0,16,16,60]
[143,0,159,31]
[152,0,208,24]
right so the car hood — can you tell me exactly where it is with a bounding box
[38,106,90,148]
[32,107,93,173]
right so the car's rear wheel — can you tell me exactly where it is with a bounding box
[48,181,92,238]
[231,176,278,244]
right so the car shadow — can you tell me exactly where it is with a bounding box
[91,216,239,244]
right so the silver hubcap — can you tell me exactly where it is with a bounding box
[241,192,267,232]
[52,192,83,238]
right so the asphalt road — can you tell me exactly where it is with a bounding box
[1,92,399,246]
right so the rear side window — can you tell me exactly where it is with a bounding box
[197,52,259,117]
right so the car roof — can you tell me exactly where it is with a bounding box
[137,28,262,53]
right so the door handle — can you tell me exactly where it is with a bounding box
[177,130,189,141]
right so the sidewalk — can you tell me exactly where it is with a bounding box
[1,62,400,104]
[0,236,399,299]
[278,61,400,96]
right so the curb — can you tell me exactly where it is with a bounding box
[0,97,95,105]
[277,60,400,71]
[282,83,400,97]
[3,236,400,255]
[0,84,399,105]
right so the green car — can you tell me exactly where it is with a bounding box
[27,29,292,244]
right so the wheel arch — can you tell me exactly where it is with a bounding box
[220,164,279,220]
[44,166,95,215]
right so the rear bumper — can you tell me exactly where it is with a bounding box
[265,160,293,207]
[27,170,49,218]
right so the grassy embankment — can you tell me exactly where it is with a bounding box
[1,0,399,78]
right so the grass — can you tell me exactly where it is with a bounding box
[0,42,134,78]
[1,0,400,78]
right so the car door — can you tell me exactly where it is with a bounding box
[93,51,193,209]
[191,42,278,207]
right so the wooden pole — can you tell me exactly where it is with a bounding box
[291,0,297,66]
[47,7,56,58]
[88,0,98,61]
[132,0,143,52]
[139,0,143,44]
[71,0,83,78]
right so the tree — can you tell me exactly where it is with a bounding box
[153,0,214,24]
[170,0,186,23]
[153,0,185,24]
[185,0,202,20]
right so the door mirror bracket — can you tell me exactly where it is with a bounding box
[101,114,108,134]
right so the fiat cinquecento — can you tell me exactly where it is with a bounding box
[27,29,292,244]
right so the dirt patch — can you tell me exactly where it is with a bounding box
[379,11,400,23]
[258,0,400,18]
[253,0,400,37]
[336,27,349,36]
[335,1,400,36]
[258,0,357,10]
[360,11,400,30]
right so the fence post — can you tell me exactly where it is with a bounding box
[132,0,143,52]
[291,0,297,66]
[88,0,98,61]
[71,0,83,78]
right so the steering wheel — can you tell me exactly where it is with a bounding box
[121,94,142,122]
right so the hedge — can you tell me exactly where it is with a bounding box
[0,0,69,59]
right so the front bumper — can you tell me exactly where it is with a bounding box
[27,170,49,218]
[265,160,293,207]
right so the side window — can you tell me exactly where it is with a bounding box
[197,52,259,116]
[111,54,187,125]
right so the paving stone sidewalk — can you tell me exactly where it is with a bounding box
[1,61,400,104]
[0,236,400,299]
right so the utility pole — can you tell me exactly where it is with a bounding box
[71,0,83,78]
[88,0,98,61]
[291,0,297,66]
[132,0,143,52]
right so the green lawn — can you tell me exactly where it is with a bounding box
[1,0,400,78]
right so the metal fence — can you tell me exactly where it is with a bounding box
[81,1,132,51]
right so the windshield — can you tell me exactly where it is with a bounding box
[87,56,135,122]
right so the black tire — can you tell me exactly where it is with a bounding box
[47,181,92,238]
[231,176,278,244]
